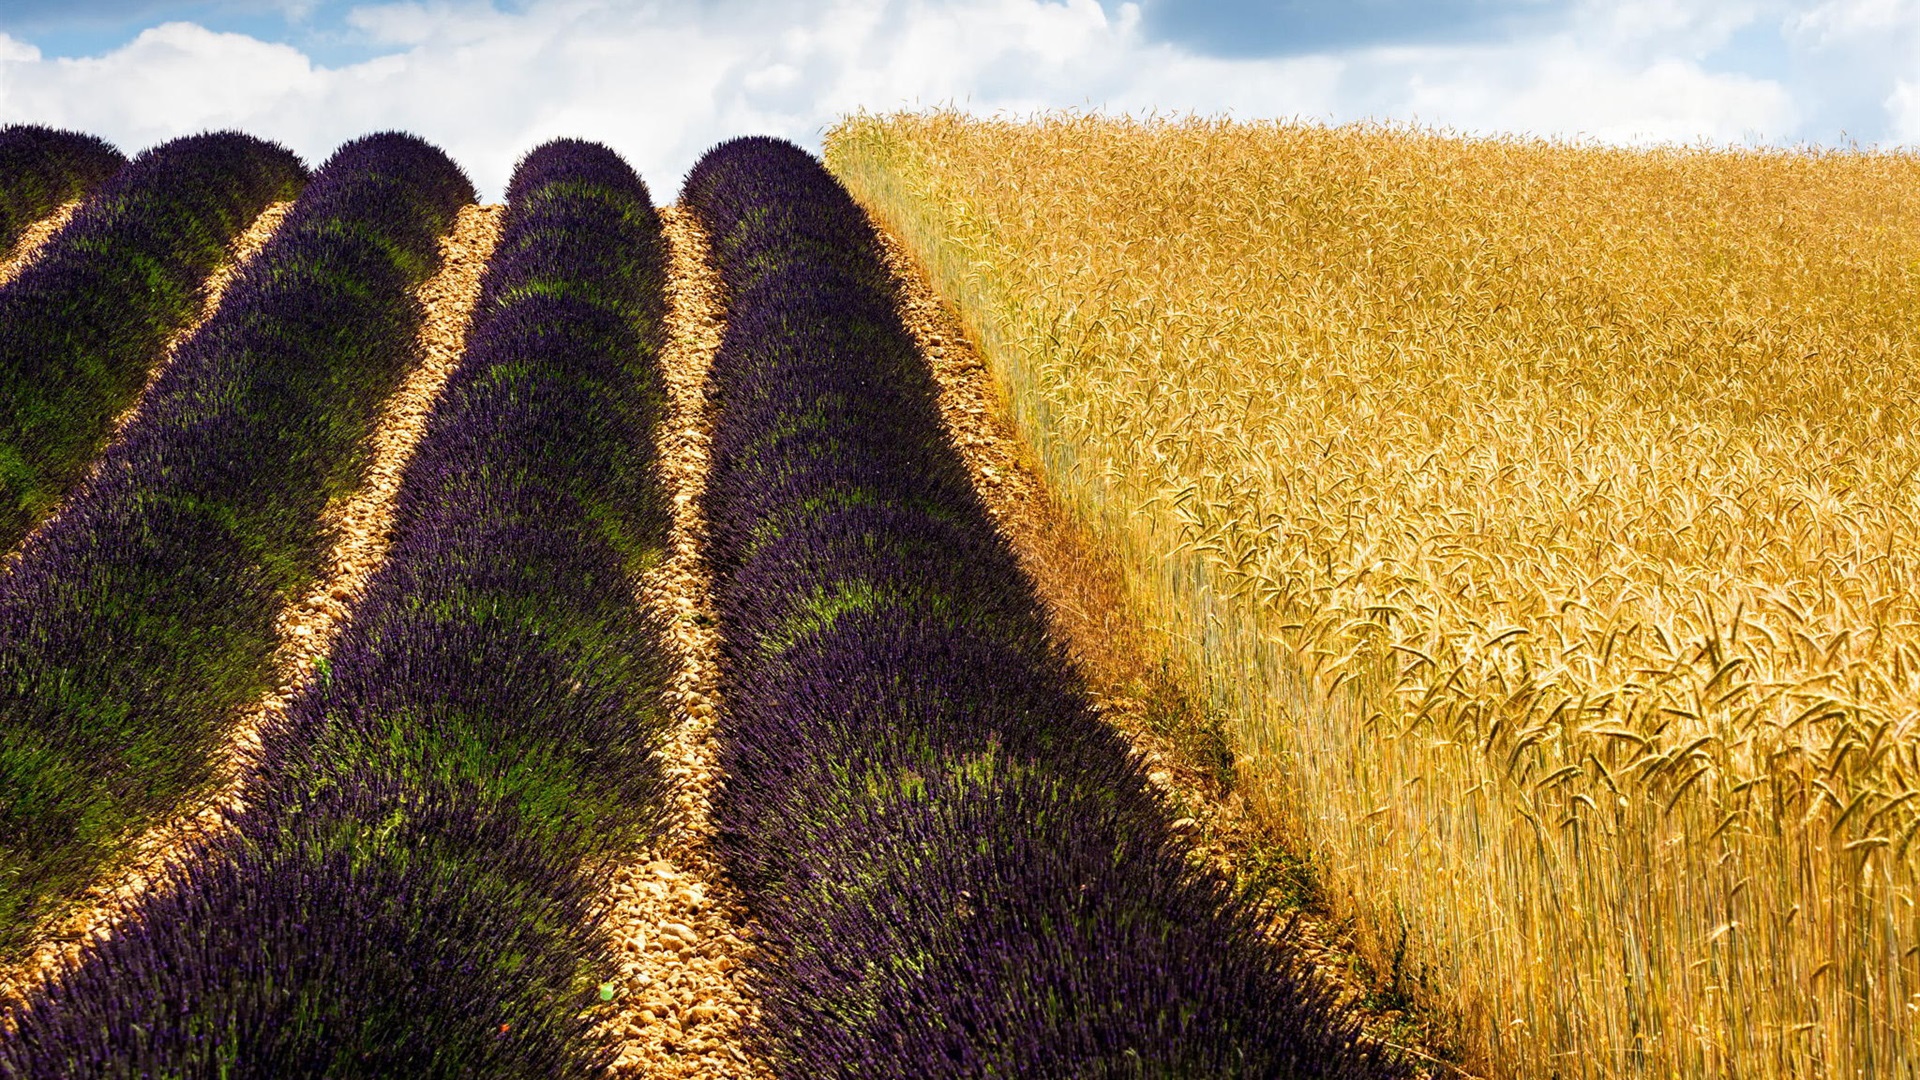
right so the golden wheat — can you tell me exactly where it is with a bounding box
[828,111,1920,1079]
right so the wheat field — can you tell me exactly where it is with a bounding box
[828,112,1920,1078]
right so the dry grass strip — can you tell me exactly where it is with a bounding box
[0,200,81,290]
[589,205,771,1079]
[0,202,503,1018]
[874,223,1470,1078]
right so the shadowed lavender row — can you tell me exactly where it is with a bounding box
[684,136,1408,1078]
[0,139,674,1077]
[0,124,124,253]
[0,133,471,960]
[0,131,305,549]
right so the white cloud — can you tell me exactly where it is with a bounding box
[1793,0,1920,42]
[0,36,37,65]
[1580,0,1770,54]
[0,24,323,146]
[1373,40,1797,145]
[1892,77,1920,137]
[0,0,1893,201]
[1786,0,1920,140]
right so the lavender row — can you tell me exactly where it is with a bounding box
[684,136,1405,1078]
[0,125,124,252]
[0,133,472,959]
[0,139,674,1076]
[0,131,305,549]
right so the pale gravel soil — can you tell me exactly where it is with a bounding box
[1,199,293,574]
[873,224,1466,1078]
[0,201,81,291]
[0,203,504,1021]
[587,205,773,1080]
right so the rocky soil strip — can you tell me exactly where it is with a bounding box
[0,200,80,289]
[873,226,1464,1077]
[0,203,503,1017]
[1,200,292,574]
[589,205,771,1079]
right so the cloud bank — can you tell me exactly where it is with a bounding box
[0,0,1910,198]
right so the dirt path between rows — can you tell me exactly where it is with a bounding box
[0,200,81,290]
[590,206,772,1079]
[0,203,503,1019]
[873,225,1467,1078]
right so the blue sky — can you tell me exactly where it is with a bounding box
[0,1,372,65]
[0,1,1573,59]
[0,1,1913,198]
[1134,0,1565,56]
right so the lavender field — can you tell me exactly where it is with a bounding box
[0,126,1383,1078]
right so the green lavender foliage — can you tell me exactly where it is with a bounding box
[0,125,123,253]
[0,132,306,549]
[0,133,470,959]
[1,138,673,1079]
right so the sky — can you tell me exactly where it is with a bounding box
[0,0,1914,199]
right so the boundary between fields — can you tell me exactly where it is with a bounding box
[872,221,1476,1078]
